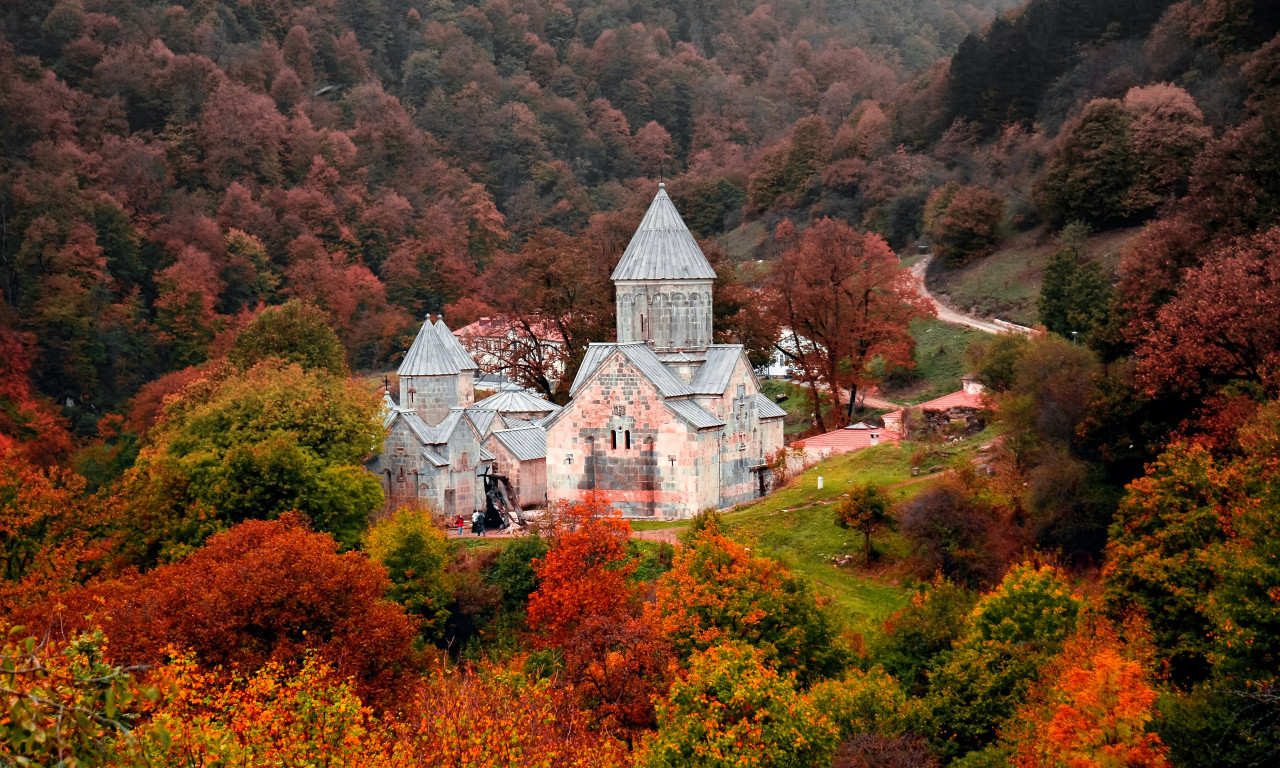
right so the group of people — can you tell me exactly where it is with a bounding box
[453,512,489,537]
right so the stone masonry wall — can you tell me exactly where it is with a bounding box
[547,352,700,518]
[615,280,713,352]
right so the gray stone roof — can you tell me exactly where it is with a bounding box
[473,387,562,415]
[570,343,694,398]
[490,425,548,462]
[388,407,473,446]
[435,319,479,372]
[755,393,787,420]
[465,408,499,438]
[421,449,449,467]
[611,184,717,282]
[398,317,477,376]
[689,345,743,395]
[666,399,726,430]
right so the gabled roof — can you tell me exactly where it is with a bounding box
[431,408,470,444]
[665,399,725,430]
[795,424,901,456]
[465,408,499,438]
[569,343,694,398]
[690,345,743,395]
[388,407,475,446]
[611,184,717,282]
[755,393,787,420]
[489,425,548,462]
[479,446,496,462]
[473,386,562,415]
[398,317,477,376]
[918,389,987,411]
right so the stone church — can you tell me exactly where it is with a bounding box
[366,317,496,519]
[544,184,786,519]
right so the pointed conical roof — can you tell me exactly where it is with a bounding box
[433,318,478,372]
[398,317,477,376]
[611,183,717,281]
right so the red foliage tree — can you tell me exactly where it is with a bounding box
[1134,227,1280,396]
[42,514,415,704]
[767,218,932,429]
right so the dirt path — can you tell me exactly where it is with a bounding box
[630,528,683,545]
[909,256,1006,335]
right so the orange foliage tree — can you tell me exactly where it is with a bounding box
[0,452,121,614]
[1006,620,1170,768]
[526,491,636,646]
[524,492,673,735]
[647,529,847,686]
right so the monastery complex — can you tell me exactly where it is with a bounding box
[367,184,785,521]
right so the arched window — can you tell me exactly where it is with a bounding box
[625,430,631,449]
[611,429,617,450]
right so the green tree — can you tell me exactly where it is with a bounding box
[835,485,895,563]
[124,361,383,559]
[1037,222,1112,340]
[1102,443,1230,683]
[639,642,838,768]
[874,575,976,694]
[365,506,453,644]
[810,666,913,740]
[925,563,1083,760]
[1036,99,1136,226]
[490,533,549,611]
[228,299,348,376]
[2,627,157,767]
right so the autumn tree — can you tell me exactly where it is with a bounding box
[122,360,383,558]
[470,228,618,400]
[1004,620,1171,768]
[835,484,895,563]
[925,564,1084,760]
[638,642,838,768]
[526,491,636,646]
[0,454,121,613]
[768,218,931,430]
[365,506,453,645]
[927,184,1006,266]
[63,514,416,704]
[122,653,383,767]
[648,530,847,685]
[1133,227,1280,397]
[1037,85,1210,226]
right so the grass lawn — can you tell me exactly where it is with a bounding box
[759,378,827,437]
[927,225,1142,326]
[627,426,1003,633]
[718,220,767,262]
[881,317,988,405]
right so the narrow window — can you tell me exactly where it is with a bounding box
[611,429,617,450]
[625,430,631,449]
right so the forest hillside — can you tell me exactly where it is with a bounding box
[4,0,1280,766]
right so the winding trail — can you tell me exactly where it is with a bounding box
[909,255,1006,335]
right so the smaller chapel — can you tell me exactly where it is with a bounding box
[365,317,496,519]
[544,184,785,519]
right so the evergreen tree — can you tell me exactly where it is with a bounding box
[1038,222,1112,339]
